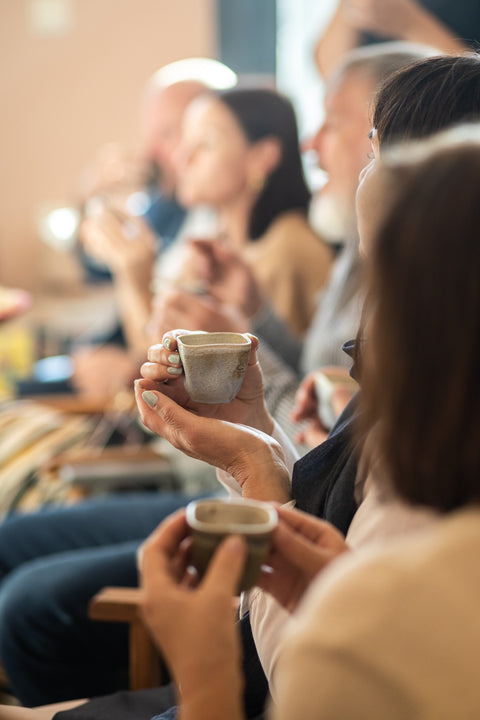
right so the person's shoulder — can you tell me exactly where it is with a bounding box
[268,210,318,238]
[279,508,480,719]
[304,507,480,625]
[265,211,332,257]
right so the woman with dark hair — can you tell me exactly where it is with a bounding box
[373,53,480,146]
[171,86,333,339]
[217,88,312,239]
[135,125,480,720]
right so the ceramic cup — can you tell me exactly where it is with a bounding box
[313,368,358,429]
[186,497,278,593]
[177,332,251,404]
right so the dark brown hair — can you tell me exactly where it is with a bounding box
[218,88,311,239]
[355,54,480,396]
[362,142,480,512]
[374,54,480,147]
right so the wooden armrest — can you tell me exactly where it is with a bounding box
[89,587,165,690]
[89,586,144,621]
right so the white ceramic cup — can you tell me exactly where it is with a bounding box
[177,332,251,404]
[186,497,278,592]
[313,368,358,429]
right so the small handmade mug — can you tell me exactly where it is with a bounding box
[186,497,278,592]
[177,332,251,404]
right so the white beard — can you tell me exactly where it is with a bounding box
[309,190,357,245]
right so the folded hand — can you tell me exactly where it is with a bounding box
[258,506,349,612]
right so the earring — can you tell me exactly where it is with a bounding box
[249,174,265,193]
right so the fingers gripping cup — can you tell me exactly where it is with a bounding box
[313,368,359,430]
[186,498,278,593]
[177,332,251,404]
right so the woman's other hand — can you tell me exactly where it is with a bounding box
[139,510,245,720]
[258,506,349,613]
[291,369,355,449]
[79,202,156,279]
[184,238,264,319]
[291,372,329,449]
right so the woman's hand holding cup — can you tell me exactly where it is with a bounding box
[138,329,273,433]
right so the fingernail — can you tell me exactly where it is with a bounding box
[142,391,158,408]
[164,337,171,350]
[168,353,180,365]
[167,366,183,375]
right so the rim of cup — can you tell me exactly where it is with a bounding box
[177,332,251,347]
[186,498,278,535]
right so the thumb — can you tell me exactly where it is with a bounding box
[202,535,247,595]
[245,334,259,364]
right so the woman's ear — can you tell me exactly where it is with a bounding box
[249,137,282,183]
[257,136,282,174]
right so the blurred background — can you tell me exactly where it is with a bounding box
[1,0,337,289]
[0,0,336,393]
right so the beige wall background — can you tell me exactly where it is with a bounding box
[0,0,215,291]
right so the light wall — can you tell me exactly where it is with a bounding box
[0,0,215,290]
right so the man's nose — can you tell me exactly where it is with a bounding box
[311,125,327,170]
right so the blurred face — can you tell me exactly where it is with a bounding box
[139,84,203,194]
[356,130,386,256]
[310,70,375,240]
[175,96,253,208]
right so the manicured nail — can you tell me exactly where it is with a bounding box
[164,337,171,350]
[142,391,158,408]
[167,366,183,375]
[168,353,180,365]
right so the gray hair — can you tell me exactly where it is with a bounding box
[330,41,439,90]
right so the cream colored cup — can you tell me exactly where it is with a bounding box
[313,368,358,429]
[186,497,278,593]
[177,332,251,404]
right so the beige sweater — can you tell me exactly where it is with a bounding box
[243,211,333,338]
[273,506,480,720]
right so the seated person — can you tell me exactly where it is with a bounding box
[13,115,478,720]
[75,85,333,397]
[1,53,480,718]
[71,76,213,398]
[136,123,480,720]
[156,85,333,342]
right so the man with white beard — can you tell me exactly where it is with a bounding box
[302,41,435,372]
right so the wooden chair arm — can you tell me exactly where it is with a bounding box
[89,587,165,691]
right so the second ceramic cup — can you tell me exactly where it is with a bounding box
[177,332,252,404]
[186,497,278,592]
